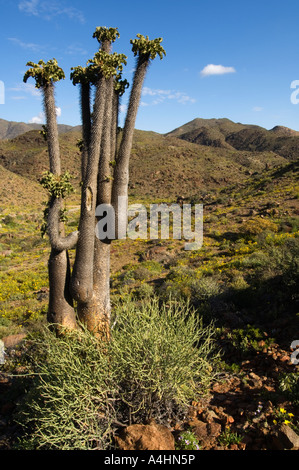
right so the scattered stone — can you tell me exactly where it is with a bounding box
[189,420,209,441]
[2,333,26,350]
[207,421,222,438]
[201,409,220,423]
[115,422,175,450]
[272,424,299,450]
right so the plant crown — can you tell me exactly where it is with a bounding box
[23,59,65,88]
[130,34,166,60]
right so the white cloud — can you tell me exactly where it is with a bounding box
[119,104,127,114]
[253,106,263,112]
[18,0,39,16]
[9,82,42,98]
[29,112,44,124]
[28,107,61,124]
[142,87,171,97]
[168,91,196,104]
[18,0,85,23]
[8,37,43,52]
[65,44,87,56]
[200,64,236,77]
[141,87,196,106]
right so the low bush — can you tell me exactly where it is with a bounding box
[239,217,278,238]
[15,297,220,450]
[15,326,117,450]
[110,297,220,423]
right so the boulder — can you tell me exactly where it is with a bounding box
[2,333,26,349]
[272,424,299,450]
[115,422,175,450]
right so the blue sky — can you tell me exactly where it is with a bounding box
[1,0,299,133]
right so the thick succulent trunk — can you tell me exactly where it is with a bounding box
[71,75,107,303]
[48,247,77,330]
[112,55,150,238]
[80,82,91,181]
[43,83,61,175]
[111,89,119,162]
[43,83,77,329]
[76,77,114,336]
[47,196,78,251]
[97,76,114,205]
[77,241,111,339]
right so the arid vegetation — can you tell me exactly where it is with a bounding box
[0,105,298,450]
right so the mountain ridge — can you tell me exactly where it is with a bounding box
[166,118,299,160]
[0,118,81,140]
[1,116,299,142]
[0,117,293,204]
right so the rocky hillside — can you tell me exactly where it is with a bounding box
[167,118,299,161]
[0,117,296,204]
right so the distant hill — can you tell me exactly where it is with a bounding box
[166,118,250,138]
[0,121,290,204]
[0,118,80,140]
[166,118,299,160]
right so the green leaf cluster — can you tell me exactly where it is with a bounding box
[39,125,48,142]
[114,75,129,96]
[23,59,65,89]
[40,171,74,199]
[70,66,91,85]
[92,26,120,44]
[130,34,166,60]
[88,51,127,79]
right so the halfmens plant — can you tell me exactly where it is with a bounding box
[23,27,166,338]
[23,59,78,331]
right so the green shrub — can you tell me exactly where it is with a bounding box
[15,298,220,449]
[110,297,220,422]
[227,325,274,356]
[175,429,201,450]
[218,426,243,447]
[191,276,221,302]
[279,373,299,404]
[133,282,155,299]
[15,327,117,450]
[255,237,299,287]
[239,217,278,238]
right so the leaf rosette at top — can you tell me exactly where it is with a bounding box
[92,26,120,44]
[70,65,92,85]
[130,34,166,60]
[23,59,65,88]
[87,51,128,80]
